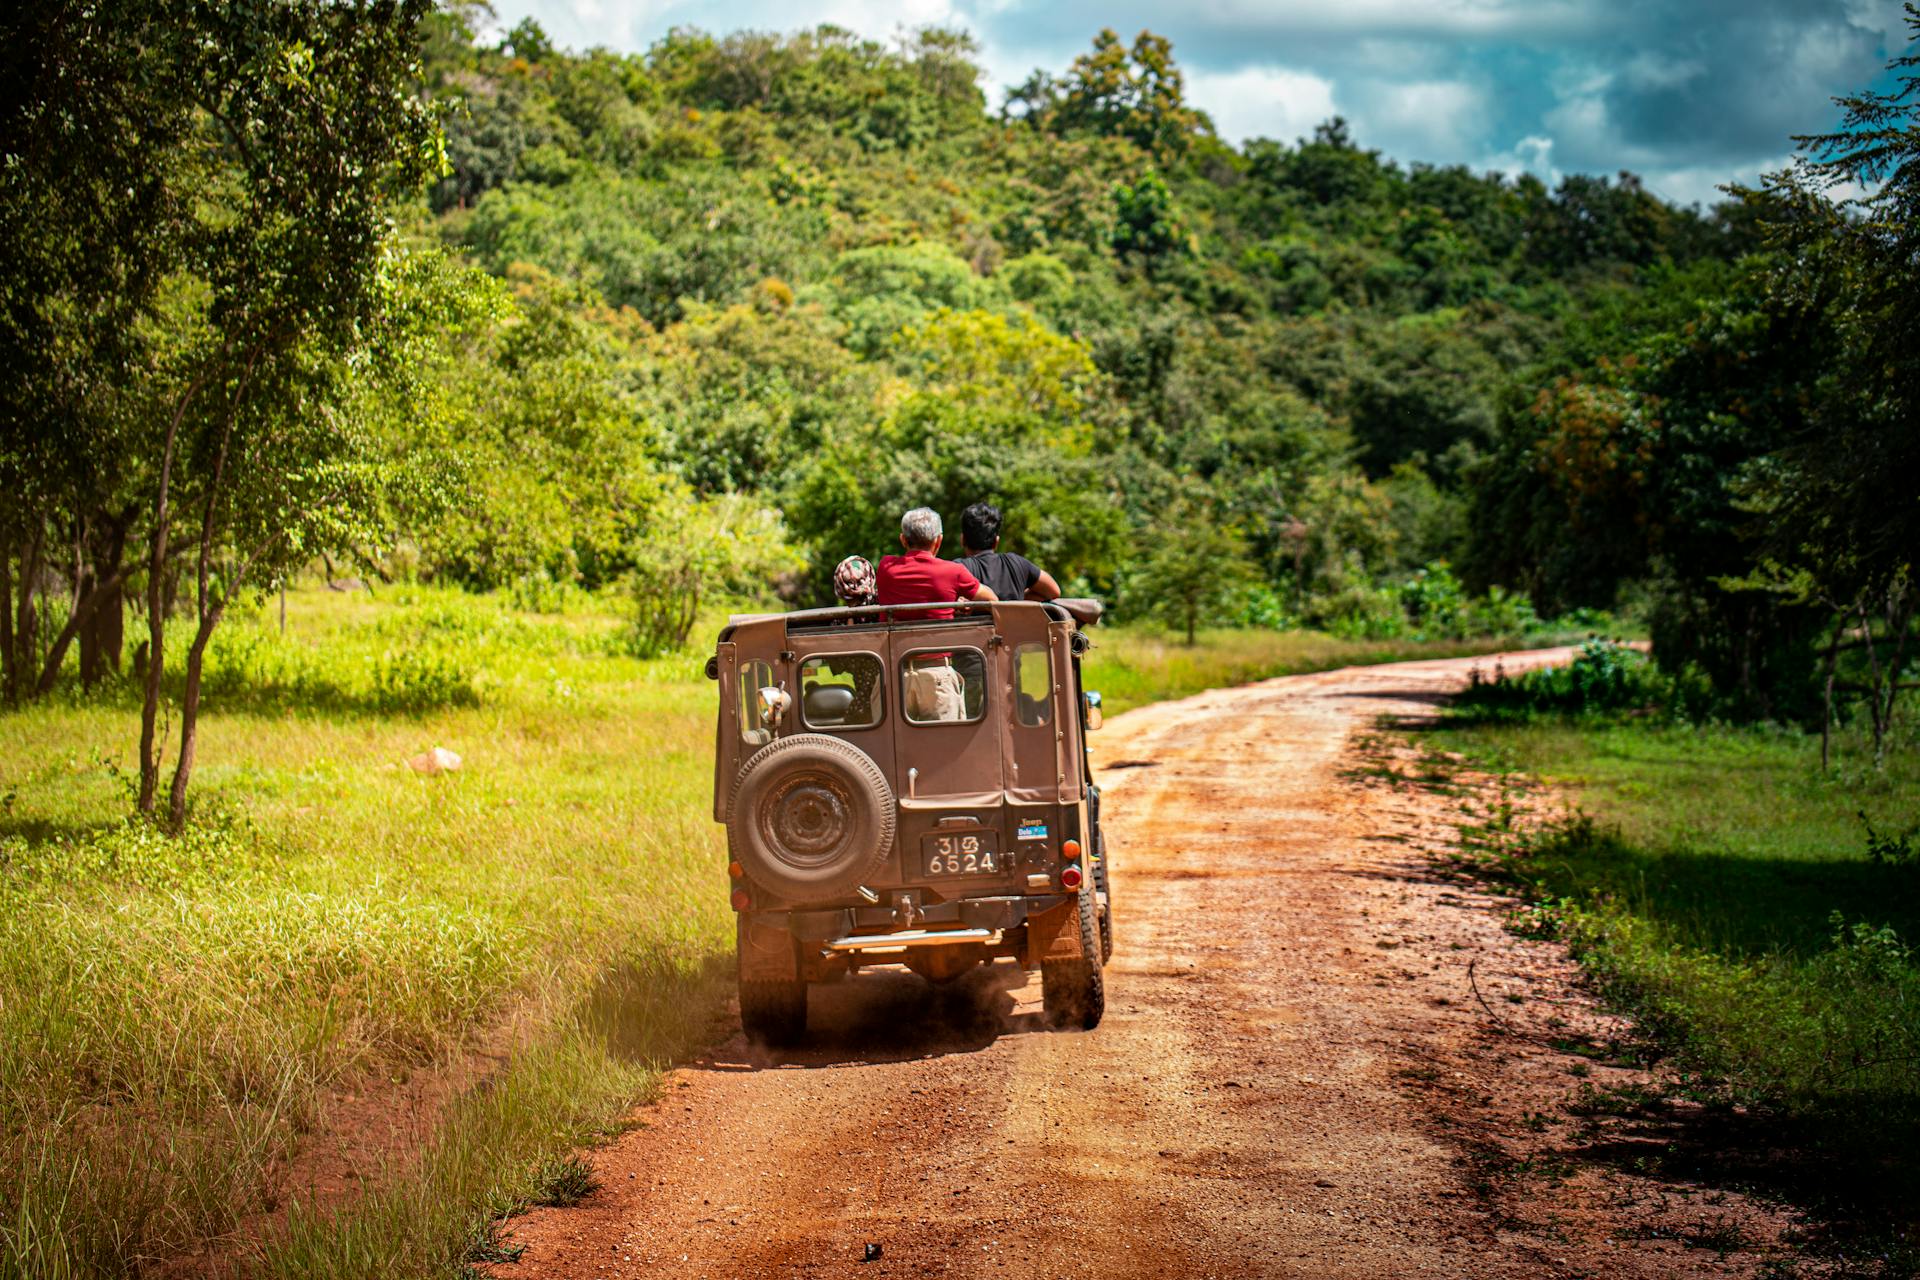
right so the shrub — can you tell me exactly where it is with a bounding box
[625,493,800,658]
[1315,583,1407,639]
[1399,561,1466,635]
[369,649,481,713]
[1457,637,1677,718]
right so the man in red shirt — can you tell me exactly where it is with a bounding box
[876,508,997,722]
[875,507,998,619]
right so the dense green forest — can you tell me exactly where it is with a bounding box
[4,1,1916,819]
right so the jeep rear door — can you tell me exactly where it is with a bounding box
[888,626,1003,804]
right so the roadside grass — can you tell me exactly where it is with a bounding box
[1085,626,1587,717]
[1422,691,1920,1264]
[0,589,1596,1278]
[0,583,731,1278]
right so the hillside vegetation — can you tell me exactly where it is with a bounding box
[2,1,1916,1274]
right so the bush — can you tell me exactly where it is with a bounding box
[369,649,481,713]
[1399,561,1466,634]
[1314,583,1407,639]
[1456,637,1684,718]
[624,493,800,658]
[1460,584,1540,637]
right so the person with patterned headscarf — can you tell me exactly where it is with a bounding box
[822,555,882,723]
[833,554,877,606]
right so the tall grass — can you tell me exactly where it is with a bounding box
[0,584,728,1277]
[1428,697,1920,1244]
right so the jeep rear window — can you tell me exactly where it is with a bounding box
[800,653,883,730]
[900,648,986,725]
[1014,644,1051,726]
[739,659,777,746]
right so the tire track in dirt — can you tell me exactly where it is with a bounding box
[486,647,1797,1279]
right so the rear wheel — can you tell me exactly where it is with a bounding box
[1092,834,1113,962]
[739,978,807,1046]
[1041,883,1105,1030]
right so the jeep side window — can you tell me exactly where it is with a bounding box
[740,659,777,746]
[800,654,883,730]
[1014,644,1051,727]
[901,648,986,724]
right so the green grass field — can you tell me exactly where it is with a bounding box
[1,585,733,1278]
[1425,709,1920,1251]
[0,586,1553,1278]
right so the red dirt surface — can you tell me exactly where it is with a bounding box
[485,648,1800,1279]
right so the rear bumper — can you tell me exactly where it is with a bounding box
[756,894,1067,942]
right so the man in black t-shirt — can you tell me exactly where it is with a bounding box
[956,502,1061,604]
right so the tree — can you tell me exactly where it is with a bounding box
[115,0,453,829]
[1735,4,1920,760]
[1122,491,1253,644]
[1043,29,1212,158]
[625,491,801,656]
[1111,170,1188,260]
[0,0,199,704]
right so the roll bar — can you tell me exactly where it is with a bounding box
[717,598,1101,644]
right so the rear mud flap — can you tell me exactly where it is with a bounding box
[738,916,800,981]
[1023,896,1083,966]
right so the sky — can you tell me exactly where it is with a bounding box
[486,0,1914,207]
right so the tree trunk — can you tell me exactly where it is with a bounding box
[77,512,131,686]
[8,530,45,705]
[1,545,13,706]
[141,390,196,816]
[166,366,248,832]
[1820,616,1843,772]
[1855,599,1888,768]
[1874,591,1913,771]
[166,606,222,832]
[34,565,131,696]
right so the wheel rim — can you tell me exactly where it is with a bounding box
[760,770,856,869]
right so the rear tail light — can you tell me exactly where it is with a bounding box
[730,888,752,912]
[1060,865,1084,891]
[1060,839,1082,862]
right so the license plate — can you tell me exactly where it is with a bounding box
[922,831,1000,876]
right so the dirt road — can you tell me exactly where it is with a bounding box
[490,649,1793,1279]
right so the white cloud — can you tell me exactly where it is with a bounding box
[1168,0,1597,40]
[1348,78,1487,160]
[1638,156,1783,209]
[1480,133,1560,186]
[1621,50,1704,91]
[1185,65,1339,146]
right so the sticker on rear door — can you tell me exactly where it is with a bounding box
[1017,821,1049,841]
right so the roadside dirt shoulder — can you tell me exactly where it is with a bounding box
[486,648,1800,1279]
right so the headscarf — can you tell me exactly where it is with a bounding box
[833,555,877,606]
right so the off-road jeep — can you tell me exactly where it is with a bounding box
[706,599,1110,1044]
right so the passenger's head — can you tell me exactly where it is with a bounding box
[832,555,876,605]
[900,507,943,552]
[961,502,1001,553]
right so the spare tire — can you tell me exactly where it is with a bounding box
[727,733,895,901]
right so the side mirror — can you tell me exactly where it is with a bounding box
[1083,690,1103,731]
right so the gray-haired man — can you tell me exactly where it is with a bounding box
[875,507,998,618]
[876,507,997,721]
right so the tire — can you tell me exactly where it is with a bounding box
[1092,839,1114,963]
[1041,882,1105,1031]
[739,977,807,1046]
[727,734,895,901]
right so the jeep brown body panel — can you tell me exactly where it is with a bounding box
[712,600,1107,1039]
